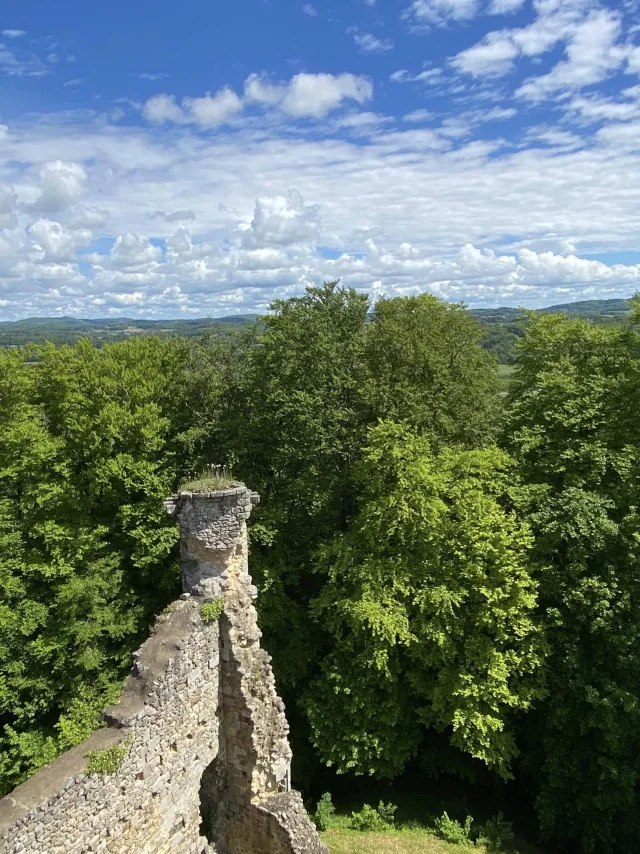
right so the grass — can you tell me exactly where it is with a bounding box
[321,826,474,854]
[178,463,238,493]
[178,476,237,492]
[309,772,547,854]
[320,814,478,853]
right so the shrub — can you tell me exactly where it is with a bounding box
[434,811,474,846]
[86,734,132,774]
[475,812,515,851]
[313,792,336,831]
[350,801,397,831]
[201,598,224,624]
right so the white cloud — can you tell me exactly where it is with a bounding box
[353,32,395,53]
[151,209,197,223]
[66,205,110,230]
[488,0,525,12]
[404,0,479,26]
[138,72,169,80]
[516,9,626,101]
[144,73,372,125]
[33,161,88,212]
[104,233,162,269]
[28,219,91,262]
[0,183,18,228]
[4,81,640,318]
[143,88,242,126]
[281,73,373,118]
[63,78,83,88]
[240,191,321,248]
[0,45,48,77]
[452,32,519,76]
[303,4,317,16]
[390,67,444,85]
[142,93,185,124]
[568,94,640,122]
[403,108,435,122]
[451,0,605,80]
[1,29,26,38]
[244,73,286,106]
[183,89,243,127]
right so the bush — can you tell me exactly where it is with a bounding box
[350,801,397,831]
[434,811,474,846]
[313,792,335,831]
[86,734,132,774]
[200,598,224,624]
[475,812,514,851]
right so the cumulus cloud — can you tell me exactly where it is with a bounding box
[28,219,91,262]
[143,88,242,126]
[144,72,372,125]
[33,161,88,213]
[183,89,243,127]
[4,55,640,320]
[106,233,162,269]
[303,4,317,16]
[240,191,321,249]
[2,29,26,38]
[276,73,373,118]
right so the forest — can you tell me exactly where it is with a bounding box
[0,284,638,854]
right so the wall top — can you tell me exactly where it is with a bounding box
[163,484,260,519]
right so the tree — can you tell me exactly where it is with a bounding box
[365,295,499,448]
[229,281,371,692]
[0,336,233,793]
[504,313,640,853]
[304,421,544,779]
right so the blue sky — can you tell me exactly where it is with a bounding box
[1,0,640,318]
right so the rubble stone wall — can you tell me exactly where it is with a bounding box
[0,486,327,854]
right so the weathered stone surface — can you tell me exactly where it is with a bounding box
[0,486,327,854]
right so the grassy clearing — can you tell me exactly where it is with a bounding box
[321,816,483,854]
[321,826,473,854]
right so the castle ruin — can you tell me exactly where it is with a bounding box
[0,486,327,854]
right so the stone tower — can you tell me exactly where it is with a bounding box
[0,485,328,854]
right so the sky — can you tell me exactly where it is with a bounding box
[1,0,640,318]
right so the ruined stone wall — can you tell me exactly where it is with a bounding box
[0,486,327,854]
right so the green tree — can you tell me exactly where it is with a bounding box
[504,313,640,853]
[0,336,234,793]
[365,295,499,447]
[230,282,371,692]
[304,421,543,779]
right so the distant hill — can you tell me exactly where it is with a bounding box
[469,297,632,324]
[0,315,258,348]
[0,298,633,350]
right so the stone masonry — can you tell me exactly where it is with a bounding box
[0,485,328,854]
